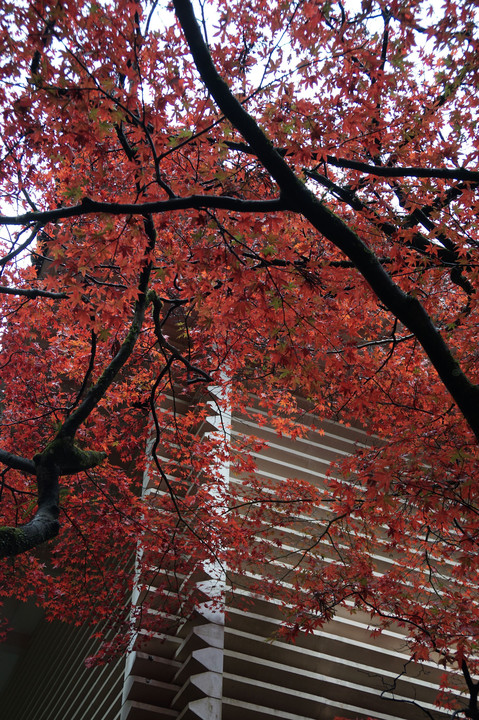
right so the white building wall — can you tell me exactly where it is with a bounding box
[121,405,458,720]
[0,402,461,719]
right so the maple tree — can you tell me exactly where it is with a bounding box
[1,0,479,712]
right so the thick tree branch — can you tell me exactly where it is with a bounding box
[0,437,106,557]
[462,659,479,720]
[0,443,104,478]
[0,213,160,556]
[225,141,479,183]
[0,461,60,557]
[307,169,474,296]
[0,286,68,299]
[57,310,148,438]
[0,195,287,226]
[0,449,35,474]
[0,212,160,555]
[173,0,479,442]
[325,156,479,182]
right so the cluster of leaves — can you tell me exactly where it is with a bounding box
[0,0,479,708]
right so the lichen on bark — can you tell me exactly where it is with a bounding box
[34,436,106,475]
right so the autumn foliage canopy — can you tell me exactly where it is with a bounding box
[1,0,479,700]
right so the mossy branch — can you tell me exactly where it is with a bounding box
[0,216,157,557]
[0,437,106,557]
[33,437,106,474]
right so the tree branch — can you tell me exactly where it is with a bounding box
[172,0,479,442]
[0,437,107,557]
[307,169,474,296]
[0,213,159,555]
[0,195,287,226]
[150,291,212,383]
[0,449,35,474]
[225,141,479,184]
[0,223,42,265]
[58,214,157,439]
[0,285,68,299]
[462,659,479,720]
[0,460,60,557]
[325,156,479,182]
[67,330,97,414]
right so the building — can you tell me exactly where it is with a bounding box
[0,399,461,720]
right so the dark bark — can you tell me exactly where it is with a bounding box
[462,660,479,720]
[0,205,159,555]
[0,195,287,226]
[325,156,479,182]
[0,460,60,556]
[172,0,479,443]
[226,141,479,183]
[0,437,106,557]
[0,286,68,299]
[0,450,35,475]
[58,213,157,439]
